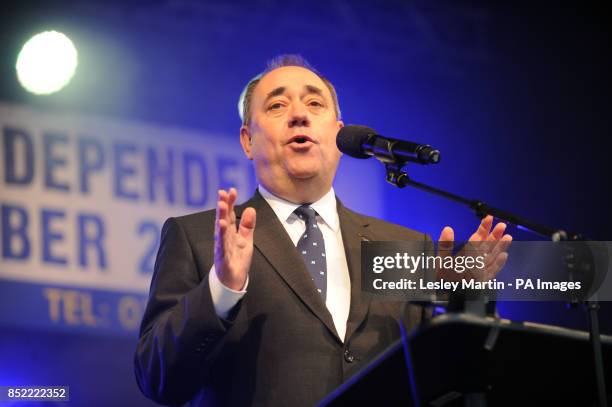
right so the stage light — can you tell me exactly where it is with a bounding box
[15,31,78,95]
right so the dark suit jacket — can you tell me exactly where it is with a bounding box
[134,191,429,406]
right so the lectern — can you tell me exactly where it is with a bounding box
[320,314,612,406]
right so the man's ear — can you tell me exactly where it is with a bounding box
[240,126,253,160]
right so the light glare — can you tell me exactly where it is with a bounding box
[16,30,78,95]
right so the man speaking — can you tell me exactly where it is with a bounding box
[134,55,511,406]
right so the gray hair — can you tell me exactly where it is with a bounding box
[238,54,342,125]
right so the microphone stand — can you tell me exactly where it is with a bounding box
[384,162,608,407]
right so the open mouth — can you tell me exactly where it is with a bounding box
[288,135,315,144]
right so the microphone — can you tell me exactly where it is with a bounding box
[336,125,440,165]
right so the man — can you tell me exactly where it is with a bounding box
[134,55,511,406]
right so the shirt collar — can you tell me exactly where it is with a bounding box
[258,184,340,232]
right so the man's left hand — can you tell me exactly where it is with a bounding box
[437,215,513,281]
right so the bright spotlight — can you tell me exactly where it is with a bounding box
[16,30,79,95]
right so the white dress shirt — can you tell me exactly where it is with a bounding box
[209,185,352,341]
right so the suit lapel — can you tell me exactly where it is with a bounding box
[236,192,341,343]
[337,200,372,341]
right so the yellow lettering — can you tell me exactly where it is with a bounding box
[42,287,100,327]
[118,296,143,331]
[63,290,79,325]
[43,288,62,322]
[79,292,97,327]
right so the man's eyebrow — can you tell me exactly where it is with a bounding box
[304,85,324,96]
[263,84,325,103]
[264,87,286,103]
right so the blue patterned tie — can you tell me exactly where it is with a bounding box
[295,205,327,301]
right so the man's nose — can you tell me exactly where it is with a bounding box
[288,103,310,127]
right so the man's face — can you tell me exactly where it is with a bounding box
[240,66,343,200]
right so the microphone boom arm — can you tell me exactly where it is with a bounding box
[384,161,580,241]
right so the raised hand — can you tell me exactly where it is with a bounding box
[214,188,256,290]
[437,215,513,281]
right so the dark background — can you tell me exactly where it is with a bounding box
[1,1,611,405]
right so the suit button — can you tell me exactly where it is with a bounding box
[344,349,355,363]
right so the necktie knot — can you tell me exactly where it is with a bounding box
[294,205,317,225]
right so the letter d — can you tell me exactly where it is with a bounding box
[3,127,34,185]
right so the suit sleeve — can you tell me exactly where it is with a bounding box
[134,217,234,405]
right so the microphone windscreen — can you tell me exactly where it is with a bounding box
[336,125,376,159]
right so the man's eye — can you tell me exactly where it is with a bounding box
[268,103,284,110]
[308,100,324,107]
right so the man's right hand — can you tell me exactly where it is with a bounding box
[214,188,256,290]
